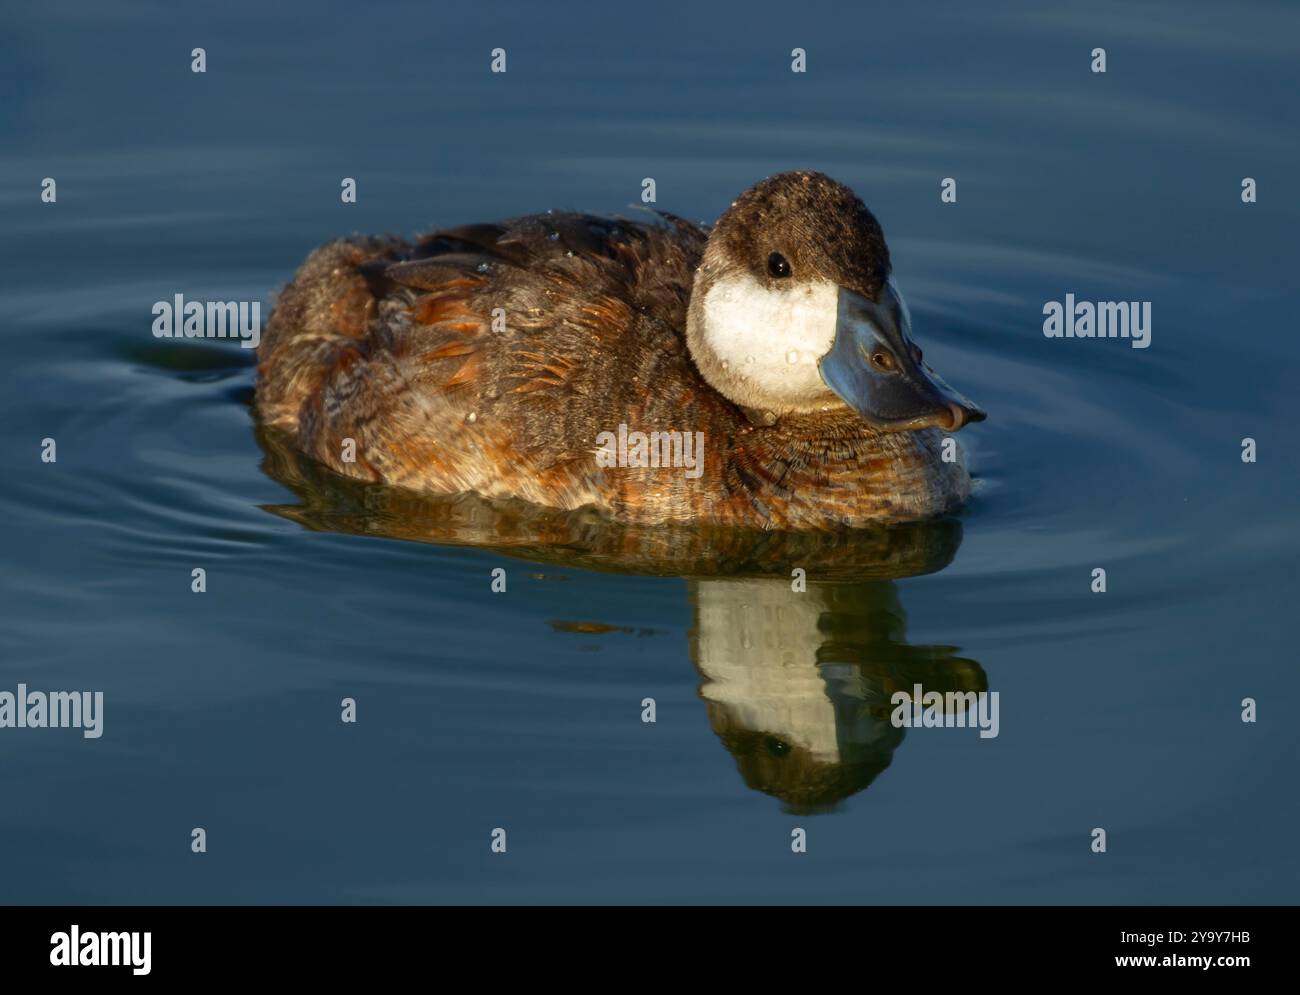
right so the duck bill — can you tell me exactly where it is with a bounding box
[818,281,986,432]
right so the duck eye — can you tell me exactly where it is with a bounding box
[765,736,791,758]
[767,252,791,279]
[870,351,898,373]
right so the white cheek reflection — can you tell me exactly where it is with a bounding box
[695,579,843,761]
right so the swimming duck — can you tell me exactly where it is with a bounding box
[255,171,985,529]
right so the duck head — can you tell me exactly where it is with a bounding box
[686,171,986,431]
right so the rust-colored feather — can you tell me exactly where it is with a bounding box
[445,353,482,389]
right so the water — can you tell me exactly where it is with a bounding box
[2,1,1297,904]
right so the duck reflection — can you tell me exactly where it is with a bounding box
[691,578,984,813]
[256,424,987,811]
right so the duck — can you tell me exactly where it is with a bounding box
[255,171,985,529]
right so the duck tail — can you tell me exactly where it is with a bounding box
[255,236,406,431]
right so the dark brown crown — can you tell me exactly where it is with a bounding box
[708,171,891,298]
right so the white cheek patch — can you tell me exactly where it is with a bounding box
[700,274,839,407]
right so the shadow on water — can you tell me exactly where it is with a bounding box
[255,423,988,812]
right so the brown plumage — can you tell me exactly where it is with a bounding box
[255,172,981,529]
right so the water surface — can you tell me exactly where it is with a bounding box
[1,0,1297,903]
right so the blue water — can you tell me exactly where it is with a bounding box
[2,0,1297,903]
